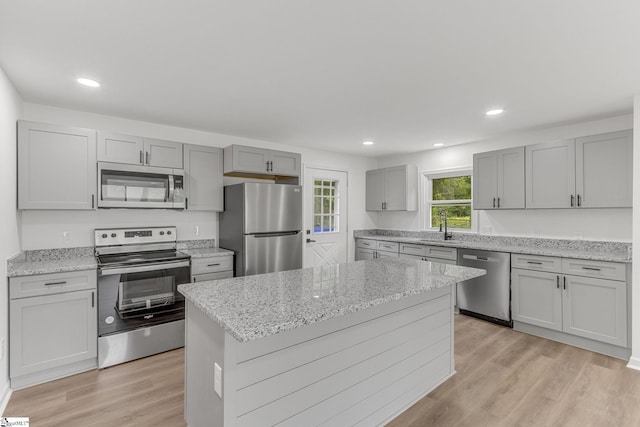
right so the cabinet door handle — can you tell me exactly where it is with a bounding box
[207,263,221,267]
[140,150,144,164]
[145,151,149,165]
[497,197,501,208]
[581,266,601,271]
[45,281,66,286]
[556,275,560,289]
[527,261,543,265]
[91,194,95,209]
[493,197,496,208]
[91,291,95,308]
[185,197,189,210]
[270,161,273,171]
[570,194,574,207]
[306,238,316,243]
[577,194,582,207]
[563,276,567,290]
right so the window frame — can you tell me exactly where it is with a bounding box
[422,167,477,233]
[312,178,341,234]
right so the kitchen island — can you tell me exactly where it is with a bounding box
[178,258,485,427]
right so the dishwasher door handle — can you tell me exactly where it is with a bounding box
[462,254,490,262]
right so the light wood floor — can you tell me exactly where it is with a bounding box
[5,315,640,426]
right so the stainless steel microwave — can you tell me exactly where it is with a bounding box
[97,162,185,209]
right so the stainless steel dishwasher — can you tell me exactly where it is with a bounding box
[457,248,512,327]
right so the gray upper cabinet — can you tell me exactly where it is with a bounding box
[575,130,632,208]
[183,144,223,211]
[525,130,632,209]
[144,137,183,168]
[97,131,183,168]
[18,121,97,210]
[224,145,301,177]
[365,168,386,211]
[525,139,576,209]
[365,165,417,211]
[473,147,525,209]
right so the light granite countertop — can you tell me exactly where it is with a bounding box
[7,247,97,278]
[355,230,631,263]
[180,247,234,258]
[178,257,486,343]
[7,240,231,277]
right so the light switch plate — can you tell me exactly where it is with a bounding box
[214,362,222,397]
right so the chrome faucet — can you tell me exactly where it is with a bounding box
[439,209,453,240]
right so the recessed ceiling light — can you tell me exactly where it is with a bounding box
[362,141,374,146]
[432,142,445,147]
[77,77,101,88]
[486,109,504,116]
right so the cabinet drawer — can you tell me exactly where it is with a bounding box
[356,239,377,249]
[376,241,399,253]
[425,246,457,261]
[192,271,234,282]
[10,270,97,299]
[562,259,626,282]
[399,243,426,256]
[511,254,562,273]
[191,256,233,275]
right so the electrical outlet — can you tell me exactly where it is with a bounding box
[480,226,492,236]
[63,231,72,243]
[193,225,200,236]
[214,362,222,397]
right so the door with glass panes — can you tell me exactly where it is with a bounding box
[304,168,348,268]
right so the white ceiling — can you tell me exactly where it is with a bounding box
[1,1,639,157]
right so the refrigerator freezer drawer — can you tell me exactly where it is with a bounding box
[244,232,303,276]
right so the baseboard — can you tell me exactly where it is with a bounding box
[627,356,640,371]
[513,321,631,360]
[0,383,12,415]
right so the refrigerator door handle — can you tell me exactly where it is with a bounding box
[251,231,301,238]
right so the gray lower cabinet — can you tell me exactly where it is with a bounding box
[398,243,457,265]
[355,239,399,260]
[18,121,97,210]
[511,254,628,349]
[9,270,97,389]
[191,255,234,282]
[184,144,223,211]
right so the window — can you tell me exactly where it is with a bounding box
[313,179,340,233]
[425,169,475,231]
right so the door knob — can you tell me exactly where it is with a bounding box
[306,238,316,243]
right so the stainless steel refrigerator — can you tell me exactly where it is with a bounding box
[219,183,303,276]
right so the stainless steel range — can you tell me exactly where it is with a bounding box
[95,226,190,368]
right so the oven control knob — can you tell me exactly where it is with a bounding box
[159,231,164,235]
[105,316,114,325]
[101,233,108,239]
[167,231,172,235]
[111,233,117,238]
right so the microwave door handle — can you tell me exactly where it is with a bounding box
[168,175,174,202]
[99,260,190,276]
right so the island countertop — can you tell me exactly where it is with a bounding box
[178,257,485,343]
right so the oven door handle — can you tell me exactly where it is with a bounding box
[99,260,190,276]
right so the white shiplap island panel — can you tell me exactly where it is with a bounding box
[178,258,485,427]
